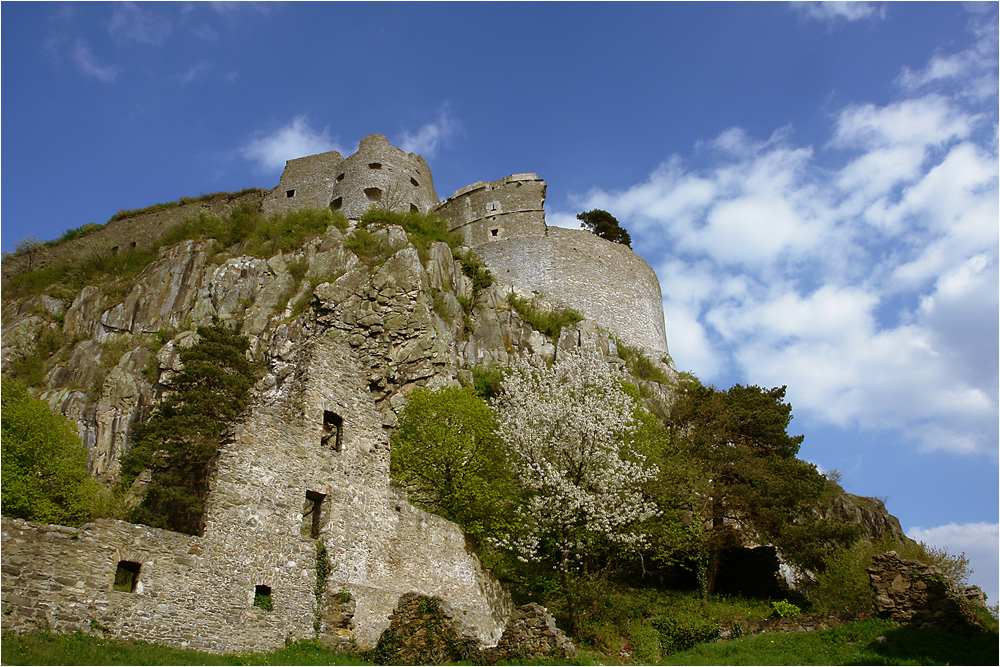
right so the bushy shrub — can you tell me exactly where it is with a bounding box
[651,615,721,654]
[809,535,969,614]
[1,377,112,525]
[772,600,802,617]
[343,229,393,266]
[453,249,494,295]
[616,340,670,384]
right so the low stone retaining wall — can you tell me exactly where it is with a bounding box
[868,551,986,632]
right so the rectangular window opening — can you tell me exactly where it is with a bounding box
[368,162,382,170]
[490,228,500,237]
[286,189,296,198]
[114,560,141,593]
[254,585,273,610]
[301,490,326,539]
[322,410,344,451]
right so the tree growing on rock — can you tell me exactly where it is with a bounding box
[577,209,631,247]
[493,349,658,631]
[120,323,261,535]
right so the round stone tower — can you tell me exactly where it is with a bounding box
[263,134,440,220]
[328,134,439,219]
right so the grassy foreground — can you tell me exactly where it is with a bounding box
[3,618,998,666]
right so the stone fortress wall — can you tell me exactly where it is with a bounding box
[475,227,669,358]
[433,174,547,245]
[263,134,440,220]
[1,334,511,653]
[264,137,670,359]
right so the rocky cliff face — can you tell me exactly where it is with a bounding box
[1,216,906,551]
[2,221,635,484]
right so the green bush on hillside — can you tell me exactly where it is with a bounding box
[1,377,112,525]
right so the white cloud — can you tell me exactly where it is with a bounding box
[791,2,886,23]
[831,97,973,150]
[908,522,999,603]
[397,109,458,158]
[178,62,211,85]
[241,116,341,173]
[69,39,121,84]
[550,23,998,457]
[108,2,172,45]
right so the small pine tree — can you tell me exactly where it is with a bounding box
[577,209,632,247]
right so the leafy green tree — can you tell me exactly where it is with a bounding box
[1,376,111,525]
[577,209,632,247]
[390,386,520,549]
[120,324,260,535]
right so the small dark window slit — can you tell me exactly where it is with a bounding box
[302,490,326,538]
[322,410,343,451]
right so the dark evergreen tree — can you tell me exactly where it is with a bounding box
[121,324,261,535]
[577,209,632,247]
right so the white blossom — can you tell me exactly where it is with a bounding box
[494,349,659,569]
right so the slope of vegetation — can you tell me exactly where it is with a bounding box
[4,200,347,301]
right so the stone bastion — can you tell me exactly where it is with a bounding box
[263,134,439,220]
[263,137,670,360]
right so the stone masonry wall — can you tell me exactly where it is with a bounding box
[262,150,346,218]
[1,333,512,654]
[433,174,547,245]
[868,551,987,632]
[262,135,439,220]
[476,227,670,359]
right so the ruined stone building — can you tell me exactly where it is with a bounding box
[1,135,673,653]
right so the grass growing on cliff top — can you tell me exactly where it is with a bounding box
[506,293,583,342]
[4,205,347,301]
[107,188,265,223]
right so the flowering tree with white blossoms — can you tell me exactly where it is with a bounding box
[493,348,659,630]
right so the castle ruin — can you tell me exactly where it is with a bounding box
[1,135,672,654]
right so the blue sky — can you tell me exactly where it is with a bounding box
[2,1,997,601]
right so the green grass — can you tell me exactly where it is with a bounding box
[507,293,583,342]
[615,339,670,384]
[0,632,371,665]
[5,206,347,303]
[4,615,997,666]
[666,618,999,666]
[107,188,265,223]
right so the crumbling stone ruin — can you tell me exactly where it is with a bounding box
[868,551,988,632]
[370,594,575,665]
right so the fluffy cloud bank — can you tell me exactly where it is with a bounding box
[558,17,998,457]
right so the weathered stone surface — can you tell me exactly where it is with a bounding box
[868,551,986,632]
